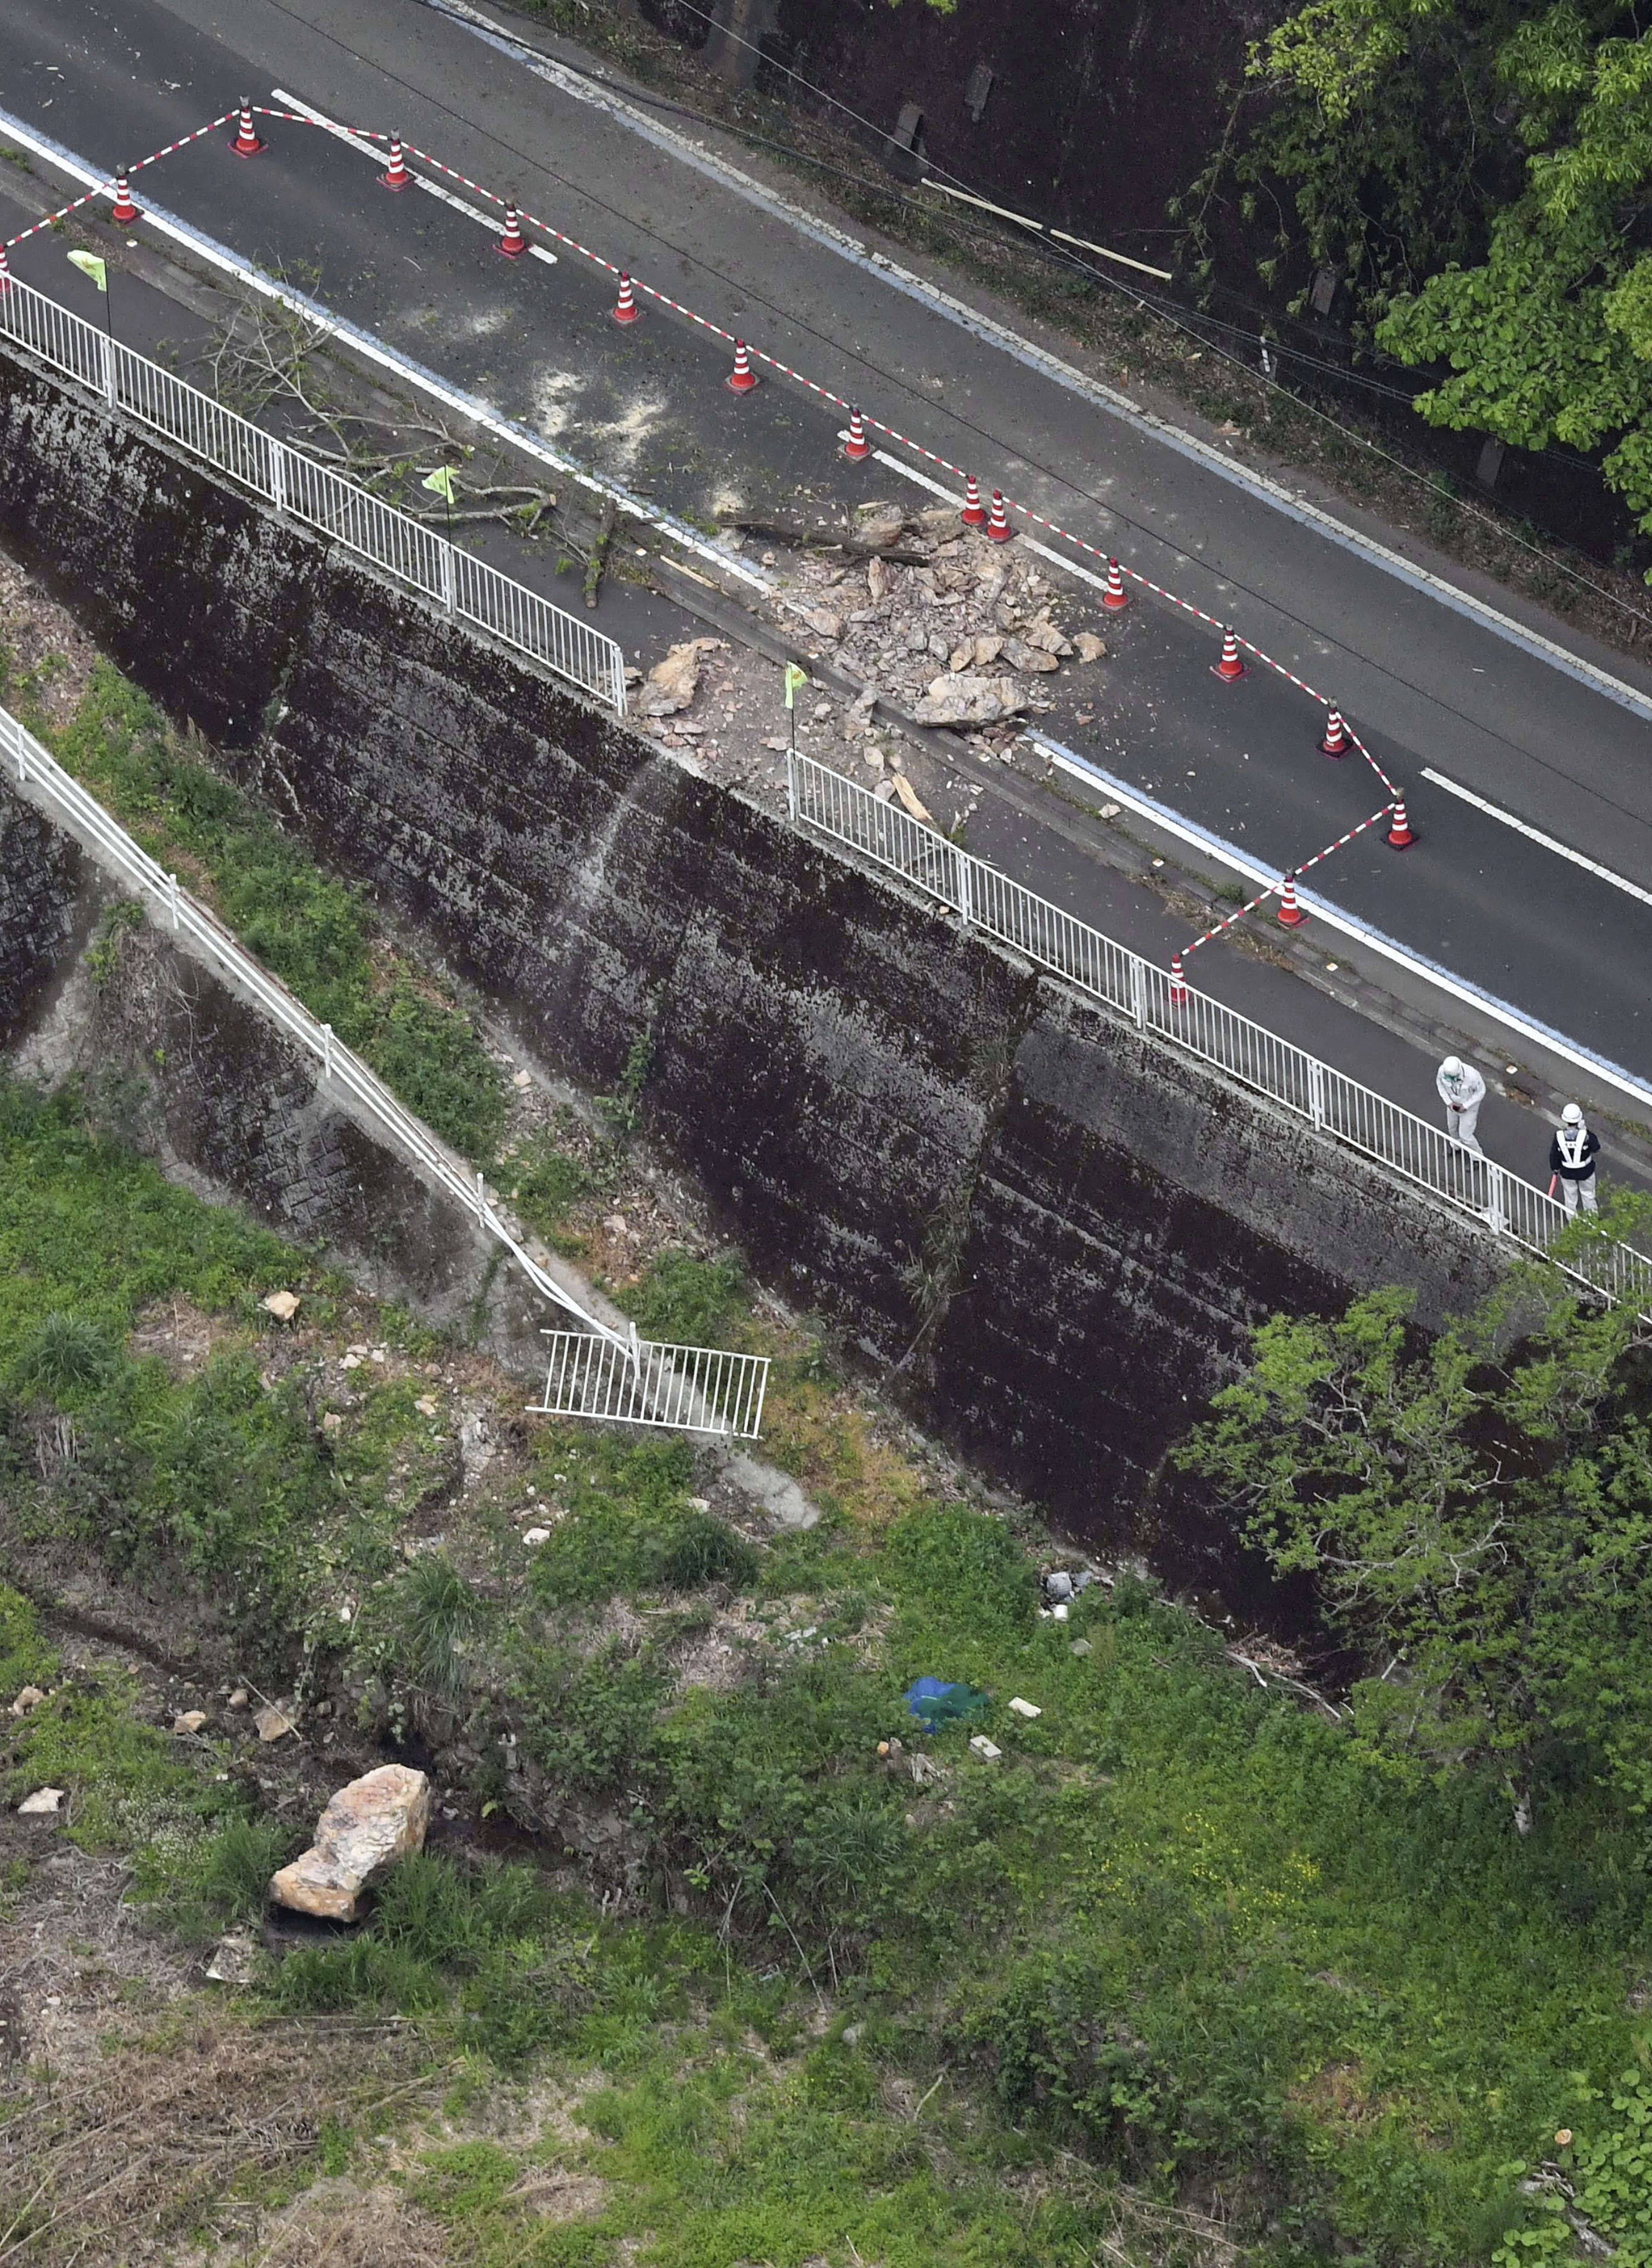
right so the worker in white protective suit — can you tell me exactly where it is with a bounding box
[1436,1056,1486,1154]
[1549,1103,1600,1218]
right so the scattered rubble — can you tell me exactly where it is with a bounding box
[268,1764,432,1922]
[171,1710,208,1735]
[254,1701,296,1744]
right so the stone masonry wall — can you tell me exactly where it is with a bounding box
[0,361,1504,1572]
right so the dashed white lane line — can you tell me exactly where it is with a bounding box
[273,87,557,265]
[1420,766,1652,912]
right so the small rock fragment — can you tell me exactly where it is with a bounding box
[321,1411,342,1433]
[205,1929,262,1986]
[1075,631,1108,663]
[261,1290,301,1323]
[512,1068,533,1088]
[968,1735,1002,1761]
[172,1710,208,1735]
[18,1787,64,1815]
[522,1526,552,1545]
[268,1765,432,1923]
[639,637,722,717]
[801,607,844,642]
[414,1395,438,1418]
[1007,1697,1042,1720]
[891,772,934,824]
[1070,1639,1093,1658]
[9,1686,45,1717]
[254,1702,296,1744]
[228,1688,249,1707]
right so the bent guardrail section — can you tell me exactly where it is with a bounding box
[788,750,1652,1316]
[0,272,627,716]
[0,701,768,1439]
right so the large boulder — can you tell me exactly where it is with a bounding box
[268,1765,431,1922]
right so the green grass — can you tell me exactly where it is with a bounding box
[39,661,507,1163]
[4,999,1650,2263]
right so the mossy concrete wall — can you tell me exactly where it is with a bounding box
[0,361,1503,1575]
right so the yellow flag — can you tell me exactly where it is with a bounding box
[67,249,107,292]
[783,663,809,710]
[421,466,459,504]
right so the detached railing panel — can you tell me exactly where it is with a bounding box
[529,1331,770,1441]
[0,274,623,717]
[790,752,1652,1314]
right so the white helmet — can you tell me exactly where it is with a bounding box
[1441,1056,1464,1081]
[1562,1102,1584,1126]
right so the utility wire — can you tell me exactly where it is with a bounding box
[474,0,1650,626]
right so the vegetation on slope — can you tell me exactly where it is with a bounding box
[4,1069,1652,2267]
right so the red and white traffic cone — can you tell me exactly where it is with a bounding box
[497,203,527,258]
[1212,626,1246,682]
[611,270,640,323]
[1320,706,1349,757]
[1276,874,1307,927]
[380,136,411,191]
[1103,557,1129,611]
[110,169,140,226]
[843,406,870,461]
[1169,953,1188,1005]
[961,475,987,528]
[726,338,758,392]
[0,247,11,296]
[1387,800,1416,849]
[985,489,1013,543]
[230,99,264,159]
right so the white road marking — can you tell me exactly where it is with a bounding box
[0,103,771,593]
[1025,731,1652,1113]
[418,0,1652,726]
[273,87,556,265]
[1420,765,1652,912]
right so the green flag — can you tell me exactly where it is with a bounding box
[422,465,459,505]
[783,662,809,710]
[67,249,108,292]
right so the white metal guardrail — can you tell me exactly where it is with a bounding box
[0,700,768,1439]
[0,272,627,717]
[788,750,1652,1314]
[530,1329,769,1437]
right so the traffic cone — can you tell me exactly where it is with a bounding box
[1169,953,1188,1005]
[1102,557,1129,611]
[381,136,411,191]
[1212,626,1246,681]
[497,203,527,258]
[961,475,987,528]
[985,489,1013,543]
[726,338,758,392]
[0,247,11,296]
[1387,800,1416,849]
[843,406,870,461]
[611,270,639,323]
[1320,706,1349,757]
[230,99,264,159]
[110,169,140,226]
[1276,874,1306,927]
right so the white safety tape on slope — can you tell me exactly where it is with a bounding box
[1024,731,1652,1116]
[417,0,1652,728]
[0,101,773,599]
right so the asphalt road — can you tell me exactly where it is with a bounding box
[3,0,1652,1096]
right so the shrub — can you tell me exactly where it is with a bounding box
[11,1311,122,1400]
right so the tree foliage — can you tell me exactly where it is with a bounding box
[1177,1251,1652,1824]
[1215,0,1652,550]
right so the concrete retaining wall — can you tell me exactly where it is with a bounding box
[0,359,1502,1574]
